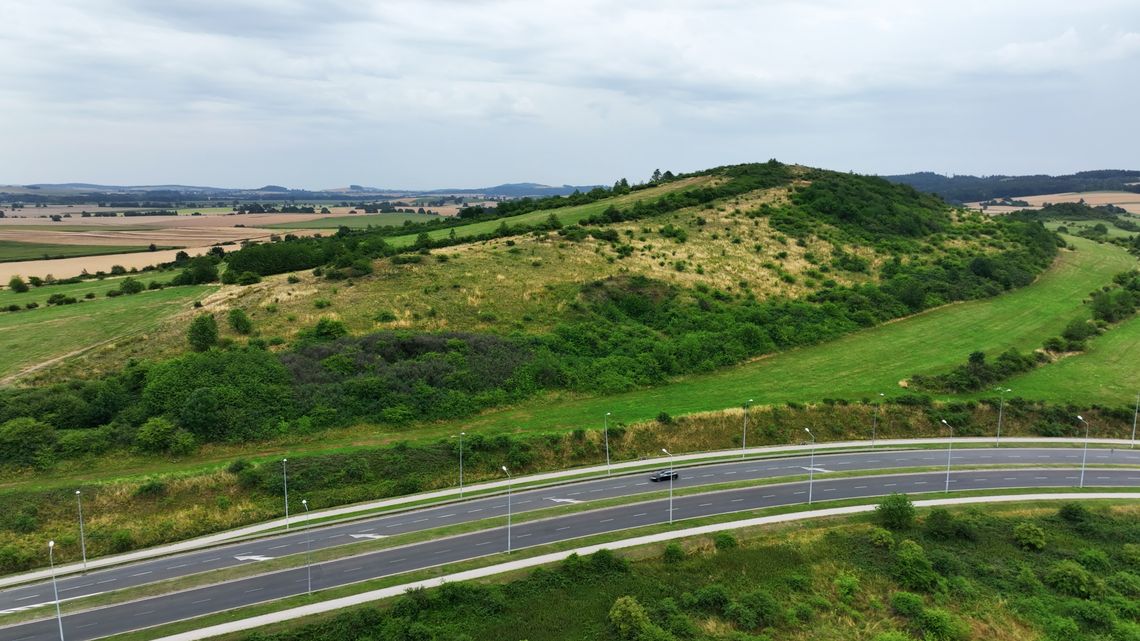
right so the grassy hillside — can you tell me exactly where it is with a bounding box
[244,501,1140,641]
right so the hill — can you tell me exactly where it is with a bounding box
[885,170,1140,203]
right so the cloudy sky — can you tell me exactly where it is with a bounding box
[2,1,1138,189]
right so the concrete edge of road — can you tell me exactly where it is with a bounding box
[3,436,1135,589]
[149,491,1140,641]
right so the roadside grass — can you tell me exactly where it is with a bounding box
[263,213,443,230]
[90,496,1140,641]
[0,284,216,379]
[0,241,171,262]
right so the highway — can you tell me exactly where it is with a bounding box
[0,449,1138,640]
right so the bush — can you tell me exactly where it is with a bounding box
[892,540,939,592]
[228,308,254,335]
[918,607,969,641]
[135,416,178,453]
[877,493,916,530]
[890,591,925,618]
[227,459,251,474]
[0,417,57,468]
[1013,522,1046,551]
[134,479,167,498]
[714,532,738,551]
[662,542,685,564]
[109,530,134,553]
[868,526,895,549]
[1058,502,1091,523]
[187,313,219,352]
[1045,560,1093,597]
[8,275,29,293]
[236,271,262,285]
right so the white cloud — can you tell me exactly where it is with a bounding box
[0,0,1138,186]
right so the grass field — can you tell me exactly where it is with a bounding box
[0,270,182,307]
[1044,219,1137,239]
[449,235,1137,437]
[264,212,444,229]
[0,240,165,262]
[0,284,216,380]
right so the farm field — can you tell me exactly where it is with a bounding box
[0,270,182,307]
[971,190,1140,215]
[264,211,445,229]
[0,283,216,381]
[0,240,164,262]
[450,235,1136,437]
[1043,219,1137,239]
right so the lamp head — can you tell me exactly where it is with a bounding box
[501,465,508,473]
[941,419,949,425]
[76,490,81,495]
[49,540,55,548]
[1077,415,1085,422]
[283,458,287,463]
[661,448,670,455]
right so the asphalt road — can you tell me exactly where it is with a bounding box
[0,451,1137,640]
[4,446,1133,613]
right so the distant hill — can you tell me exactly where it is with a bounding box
[885,170,1140,203]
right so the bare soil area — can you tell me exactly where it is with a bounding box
[969,190,1140,215]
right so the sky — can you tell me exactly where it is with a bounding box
[2,0,1138,189]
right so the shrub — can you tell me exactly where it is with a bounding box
[662,542,685,564]
[1107,571,1140,596]
[609,595,670,641]
[1013,522,1046,551]
[868,526,895,549]
[227,459,251,474]
[1058,502,1091,523]
[0,417,57,468]
[892,540,939,592]
[833,570,860,603]
[918,607,969,641]
[109,530,134,553]
[714,532,738,551]
[287,274,301,284]
[877,493,916,530]
[228,308,254,335]
[1077,548,1111,572]
[890,591,925,618]
[656,412,674,425]
[187,313,219,352]
[135,417,178,453]
[1045,560,1093,597]
[134,479,167,498]
[8,275,29,293]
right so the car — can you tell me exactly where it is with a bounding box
[649,469,678,482]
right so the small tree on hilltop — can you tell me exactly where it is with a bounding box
[187,313,218,352]
[876,493,916,531]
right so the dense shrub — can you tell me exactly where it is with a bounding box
[877,493,916,531]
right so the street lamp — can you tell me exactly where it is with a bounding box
[1132,393,1138,449]
[742,399,753,459]
[872,393,884,448]
[995,388,1011,447]
[456,432,466,497]
[940,419,954,493]
[75,490,87,573]
[604,413,612,475]
[49,540,65,641]
[1077,415,1091,488]
[501,466,512,553]
[301,499,312,595]
[661,448,674,524]
[804,428,816,505]
[282,458,290,531]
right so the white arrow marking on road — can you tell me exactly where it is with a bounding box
[547,498,583,504]
[349,534,387,540]
[802,467,831,473]
[234,555,273,562]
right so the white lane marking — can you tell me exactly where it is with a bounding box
[14,594,40,601]
[589,489,603,492]
[601,518,614,523]
[516,534,531,539]
[389,558,407,564]
[97,579,117,584]
[359,528,374,532]
[436,514,456,519]
[633,512,647,517]
[557,526,571,531]
[914,482,927,485]
[136,610,155,616]
[202,557,221,563]
[701,473,715,478]
[234,555,273,562]
[824,488,837,492]
[612,485,627,489]
[762,494,775,498]
[794,491,806,495]
[884,483,896,487]
[476,541,493,546]
[386,523,403,527]
[343,567,362,573]
[412,518,428,524]
[802,467,831,473]
[635,482,649,486]
[855,485,868,489]
[724,471,737,475]
[268,545,289,550]
[468,508,483,513]
[548,498,582,504]
[517,500,532,504]
[731,498,745,502]
[131,571,152,577]
[698,502,713,507]
[350,534,386,540]
[78,623,97,629]
[192,598,211,604]
[567,492,582,496]
[244,588,263,593]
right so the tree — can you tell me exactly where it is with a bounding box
[227,308,253,335]
[876,493,916,530]
[119,277,145,295]
[187,314,219,352]
[0,417,57,467]
[7,275,28,293]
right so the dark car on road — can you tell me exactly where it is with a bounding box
[650,469,678,482]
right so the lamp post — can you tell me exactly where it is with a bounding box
[301,499,312,595]
[995,388,1011,447]
[457,432,465,497]
[282,458,290,531]
[1132,393,1138,449]
[604,412,612,475]
[872,393,884,448]
[661,448,674,524]
[1077,415,1090,488]
[940,419,954,493]
[75,490,87,573]
[49,540,65,641]
[501,466,512,553]
[741,399,753,459]
[804,428,816,505]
